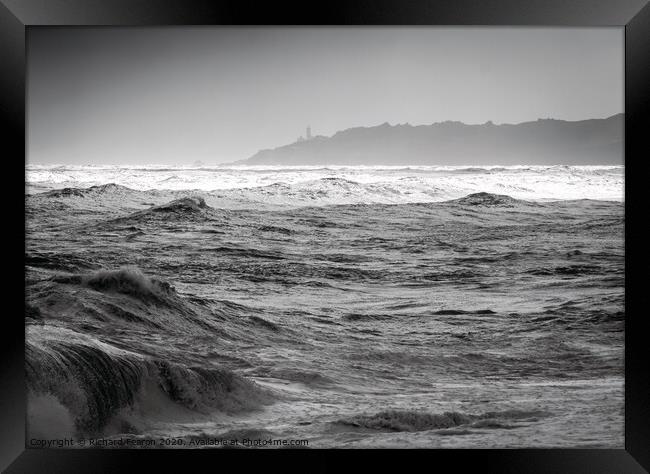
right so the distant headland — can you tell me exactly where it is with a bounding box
[232,114,623,166]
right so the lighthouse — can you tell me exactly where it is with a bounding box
[306,125,312,140]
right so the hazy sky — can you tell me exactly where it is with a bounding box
[28,27,623,165]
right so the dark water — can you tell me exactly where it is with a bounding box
[25,179,624,448]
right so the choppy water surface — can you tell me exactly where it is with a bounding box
[25,165,624,448]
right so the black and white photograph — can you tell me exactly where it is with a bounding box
[25,26,624,449]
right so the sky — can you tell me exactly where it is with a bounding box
[28,27,623,165]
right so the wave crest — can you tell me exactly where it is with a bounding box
[102,196,219,226]
[41,183,134,198]
[52,267,175,304]
[449,192,524,207]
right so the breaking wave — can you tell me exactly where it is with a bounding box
[26,326,273,436]
[335,408,549,432]
[29,164,624,208]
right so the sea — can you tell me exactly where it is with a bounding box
[25,164,624,448]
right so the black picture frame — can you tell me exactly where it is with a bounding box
[2,1,649,472]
